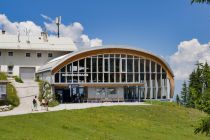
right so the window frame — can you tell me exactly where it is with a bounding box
[37,52,42,58]
[8,51,13,56]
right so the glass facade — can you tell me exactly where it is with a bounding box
[54,53,169,100]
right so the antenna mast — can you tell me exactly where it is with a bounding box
[56,16,61,38]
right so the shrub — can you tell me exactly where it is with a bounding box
[48,100,59,107]
[38,80,59,107]
[13,76,23,83]
[0,72,7,80]
[6,83,19,107]
[35,75,40,82]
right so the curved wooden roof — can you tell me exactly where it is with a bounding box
[49,46,174,78]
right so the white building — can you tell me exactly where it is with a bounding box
[0,31,77,80]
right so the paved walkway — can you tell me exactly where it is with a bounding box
[0,102,149,117]
[0,79,39,117]
[0,79,150,117]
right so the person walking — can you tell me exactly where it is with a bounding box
[32,96,38,111]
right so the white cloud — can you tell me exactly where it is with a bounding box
[0,14,42,36]
[0,14,103,48]
[169,39,210,80]
[90,38,103,47]
[43,16,102,48]
[40,14,53,22]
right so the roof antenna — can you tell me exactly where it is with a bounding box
[55,16,61,38]
[18,30,20,42]
[1,24,5,34]
[25,28,31,43]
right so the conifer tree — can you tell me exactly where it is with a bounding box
[180,81,188,105]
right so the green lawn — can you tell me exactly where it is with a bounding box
[0,104,208,140]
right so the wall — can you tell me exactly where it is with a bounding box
[0,49,68,76]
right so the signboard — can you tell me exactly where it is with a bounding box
[62,73,88,77]
[69,84,79,89]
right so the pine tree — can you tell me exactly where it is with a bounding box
[180,81,188,105]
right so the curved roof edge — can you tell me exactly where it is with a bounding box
[37,45,174,77]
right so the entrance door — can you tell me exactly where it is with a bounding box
[124,86,141,102]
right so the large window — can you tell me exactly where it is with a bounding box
[53,53,169,99]
[54,54,167,86]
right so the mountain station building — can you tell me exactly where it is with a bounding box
[37,46,174,103]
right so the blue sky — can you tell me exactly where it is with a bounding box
[1,0,210,95]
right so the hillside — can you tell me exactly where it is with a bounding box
[0,103,208,140]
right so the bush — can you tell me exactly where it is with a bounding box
[6,83,19,107]
[0,72,7,80]
[38,80,59,107]
[48,100,59,107]
[13,76,23,83]
[35,75,40,82]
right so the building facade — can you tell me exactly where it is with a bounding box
[37,46,174,102]
[0,32,77,80]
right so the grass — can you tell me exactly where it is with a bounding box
[0,103,208,140]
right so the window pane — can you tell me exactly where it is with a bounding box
[152,73,156,80]
[104,73,109,82]
[92,58,97,72]
[67,63,72,72]
[146,60,150,72]
[116,73,120,82]
[110,58,114,72]
[146,73,150,80]
[104,59,109,72]
[67,76,72,83]
[134,59,139,72]
[79,75,85,83]
[110,73,114,82]
[127,59,133,72]
[98,73,103,82]
[122,73,126,82]
[55,73,59,83]
[92,73,97,82]
[140,73,144,81]
[73,61,78,73]
[127,73,133,82]
[61,73,66,83]
[140,59,144,72]
[162,73,166,79]
[86,73,91,82]
[73,76,78,83]
[151,61,155,72]
[79,59,85,73]
[135,73,139,82]
[86,58,91,72]
[157,64,161,72]
[98,58,103,72]
[122,59,126,72]
[115,58,120,72]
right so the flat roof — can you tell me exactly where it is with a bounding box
[0,34,77,51]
